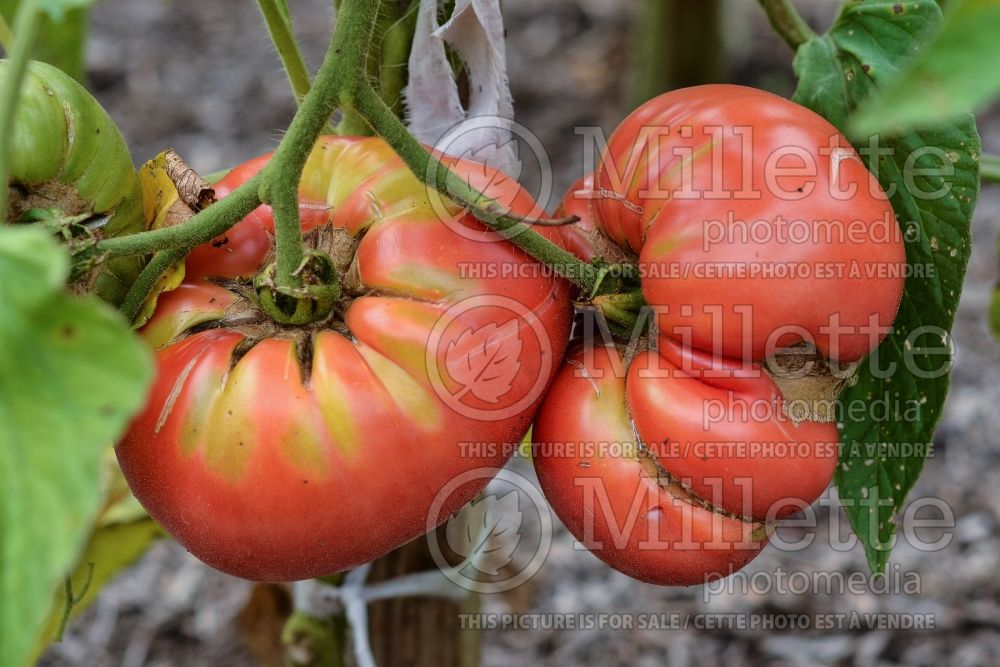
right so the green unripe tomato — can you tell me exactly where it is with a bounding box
[2,59,145,305]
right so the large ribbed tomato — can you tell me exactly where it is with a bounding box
[533,85,906,586]
[117,136,573,581]
[596,84,905,362]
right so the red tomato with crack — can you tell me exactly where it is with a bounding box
[533,85,905,585]
[553,174,599,262]
[117,136,574,581]
[533,345,772,586]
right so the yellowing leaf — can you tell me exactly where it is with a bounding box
[131,150,201,327]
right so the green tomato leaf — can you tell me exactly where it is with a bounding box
[792,0,980,573]
[0,226,152,667]
[852,0,1000,135]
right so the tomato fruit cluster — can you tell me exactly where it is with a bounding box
[533,85,906,585]
[118,85,906,587]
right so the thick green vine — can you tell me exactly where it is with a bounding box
[982,154,1000,184]
[757,0,816,51]
[70,0,621,317]
[255,0,313,105]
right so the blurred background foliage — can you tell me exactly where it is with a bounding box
[2,0,998,664]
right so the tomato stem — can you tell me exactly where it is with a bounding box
[350,83,607,294]
[119,246,187,325]
[255,0,339,136]
[0,0,43,218]
[264,0,377,294]
[255,0,314,106]
[74,170,265,265]
[981,154,1000,184]
[55,563,95,642]
[378,1,418,117]
[0,11,14,53]
[757,0,816,51]
[83,0,615,310]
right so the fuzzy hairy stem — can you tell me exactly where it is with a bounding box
[86,0,377,304]
[119,247,187,325]
[351,83,603,293]
[79,171,264,261]
[256,0,314,104]
[379,1,418,116]
[262,0,378,290]
[757,0,816,51]
[981,154,1000,184]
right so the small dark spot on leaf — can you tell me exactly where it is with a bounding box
[893,3,903,13]
[96,128,101,134]
[862,64,871,74]
[61,324,76,339]
[100,404,114,417]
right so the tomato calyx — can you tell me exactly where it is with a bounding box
[254,250,341,326]
[765,346,860,424]
[590,286,645,332]
[251,221,363,326]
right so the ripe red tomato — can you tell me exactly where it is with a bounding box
[533,345,769,586]
[118,136,574,581]
[533,85,905,585]
[594,84,905,362]
[553,174,599,262]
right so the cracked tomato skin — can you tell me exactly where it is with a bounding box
[533,339,838,586]
[532,345,768,586]
[531,85,909,584]
[117,136,574,581]
[595,84,905,363]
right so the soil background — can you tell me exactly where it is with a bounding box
[38,0,1000,665]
